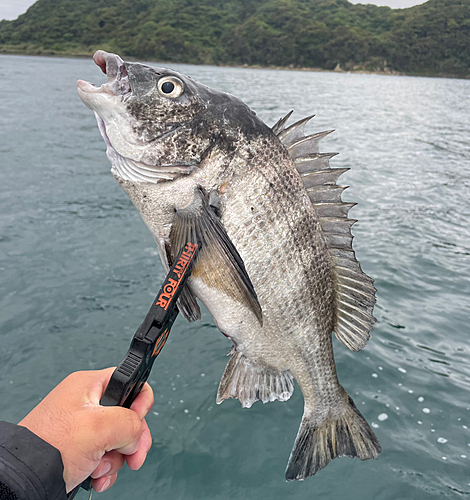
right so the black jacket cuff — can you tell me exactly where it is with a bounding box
[0,421,67,500]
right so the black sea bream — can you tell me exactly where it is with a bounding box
[77,51,381,480]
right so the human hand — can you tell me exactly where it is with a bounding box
[19,368,154,493]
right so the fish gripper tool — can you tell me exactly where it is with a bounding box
[67,239,201,500]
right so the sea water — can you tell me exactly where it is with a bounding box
[1,54,469,499]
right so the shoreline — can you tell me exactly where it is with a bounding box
[1,48,468,81]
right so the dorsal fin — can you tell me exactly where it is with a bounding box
[274,113,376,352]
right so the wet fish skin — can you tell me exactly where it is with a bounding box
[77,51,380,480]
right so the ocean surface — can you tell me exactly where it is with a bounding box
[1,54,469,499]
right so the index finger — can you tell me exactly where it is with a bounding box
[129,382,154,419]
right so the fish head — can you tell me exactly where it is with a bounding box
[77,51,213,181]
[77,51,264,184]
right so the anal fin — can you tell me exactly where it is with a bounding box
[217,347,294,408]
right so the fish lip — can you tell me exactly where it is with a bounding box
[93,50,109,75]
[93,50,124,83]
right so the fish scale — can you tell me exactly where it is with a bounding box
[77,50,381,481]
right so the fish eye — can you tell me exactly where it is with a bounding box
[157,76,184,98]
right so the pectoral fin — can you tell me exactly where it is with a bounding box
[170,187,263,324]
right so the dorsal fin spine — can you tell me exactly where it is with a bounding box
[301,167,349,185]
[278,115,315,145]
[307,185,348,203]
[324,233,353,250]
[272,110,293,135]
[320,218,357,234]
[295,153,339,174]
[287,130,334,149]
[287,130,334,158]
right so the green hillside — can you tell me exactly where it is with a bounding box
[0,0,469,77]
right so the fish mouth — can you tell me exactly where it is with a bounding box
[77,50,131,97]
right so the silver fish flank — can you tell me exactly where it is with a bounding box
[77,51,381,480]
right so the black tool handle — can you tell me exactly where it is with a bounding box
[100,309,179,408]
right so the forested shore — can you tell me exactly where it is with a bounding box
[1,0,469,78]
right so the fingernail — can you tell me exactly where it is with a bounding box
[101,478,111,492]
[102,461,112,476]
[129,441,141,455]
[96,461,111,478]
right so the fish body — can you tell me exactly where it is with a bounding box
[78,51,380,480]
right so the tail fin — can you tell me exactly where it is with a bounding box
[285,395,381,480]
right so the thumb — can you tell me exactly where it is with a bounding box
[90,406,143,456]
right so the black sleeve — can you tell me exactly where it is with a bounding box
[0,421,67,500]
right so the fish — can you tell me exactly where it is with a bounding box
[77,50,381,480]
